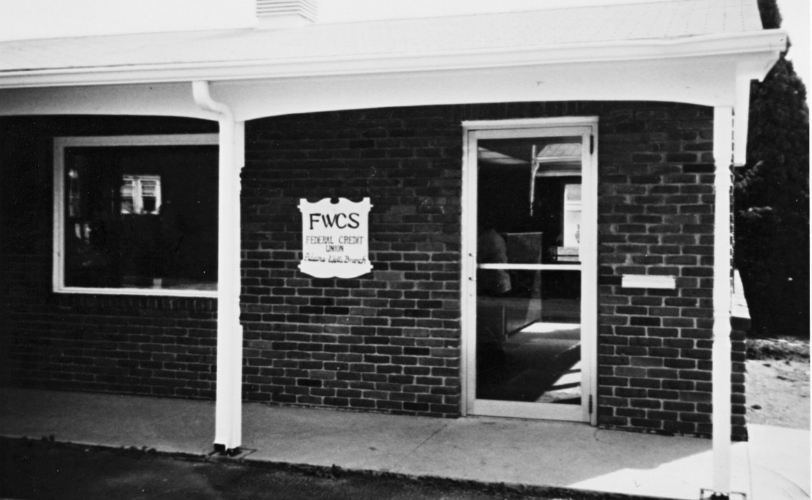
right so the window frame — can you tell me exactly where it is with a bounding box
[53,133,220,297]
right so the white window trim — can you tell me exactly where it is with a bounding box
[53,133,219,298]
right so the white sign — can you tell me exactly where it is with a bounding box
[298,197,373,278]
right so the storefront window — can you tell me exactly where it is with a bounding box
[54,135,219,296]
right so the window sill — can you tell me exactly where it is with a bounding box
[54,286,218,299]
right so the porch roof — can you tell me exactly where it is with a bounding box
[0,0,786,167]
[0,0,782,89]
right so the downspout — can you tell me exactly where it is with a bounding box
[193,80,245,453]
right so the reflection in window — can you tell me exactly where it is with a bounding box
[560,183,581,261]
[121,175,162,215]
[61,142,218,292]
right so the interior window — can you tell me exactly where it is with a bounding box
[56,138,219,294]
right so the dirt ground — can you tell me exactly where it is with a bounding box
[746,339,810,430]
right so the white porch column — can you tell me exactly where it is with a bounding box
[193,81,245,452]
[711,106,734,495]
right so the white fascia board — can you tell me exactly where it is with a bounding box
[0,53,759,119]
[0,30,787,90]
[221,55,736,120]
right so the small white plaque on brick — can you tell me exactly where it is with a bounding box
[299,197,373,278]
[621,275,676,289]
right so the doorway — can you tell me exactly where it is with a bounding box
[462,118,598,423]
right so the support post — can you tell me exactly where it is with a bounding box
[733,75,752,167]
[193,81,244,453]
[711,106,734,496]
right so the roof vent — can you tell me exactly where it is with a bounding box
[256,0,318,28]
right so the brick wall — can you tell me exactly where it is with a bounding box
[241,102,745,437]
[0,104,746,438]
[0,116,220,399]
[240,106,465,416]
[595,106,747,440]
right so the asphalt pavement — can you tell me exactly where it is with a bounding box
[1,437,641,500]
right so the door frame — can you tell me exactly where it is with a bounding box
[460,117,598,425]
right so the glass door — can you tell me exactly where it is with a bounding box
[463,120,597,423]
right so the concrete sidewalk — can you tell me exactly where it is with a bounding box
[1,387,808,500]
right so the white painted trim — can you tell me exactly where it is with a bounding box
[52,133,220,298]
[52,287,217,299]
[462,117,598,424]
[621,275,677,290]
[1,52,780,122]
[53,140,65,295]
[733,73,752,167]
[0,31,786,90]
[54,134,219,147]
[463,116,599,131]
[580,119,599,426]
[478,264,581,271]
[464,124,597,140]
[711,106,734,496]
[460,120,476,417]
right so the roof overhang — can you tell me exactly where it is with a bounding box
[0,30,785,114]
[0,30,785,91]
[0,10,787,165]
